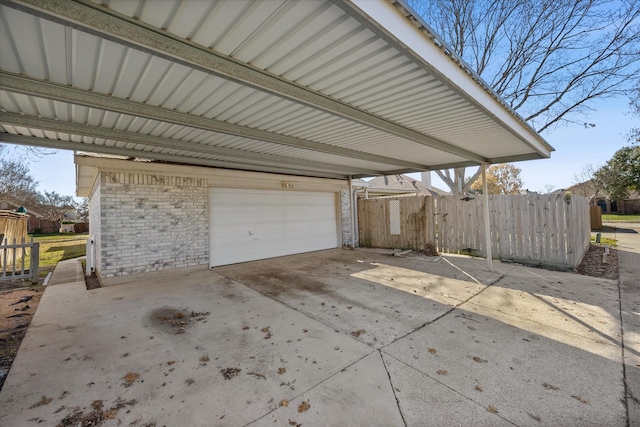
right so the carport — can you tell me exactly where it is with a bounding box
[0,0,553,277]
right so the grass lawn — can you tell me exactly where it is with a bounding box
[24,233,88,271]
[601,213,640,222]
[591,235,617,246]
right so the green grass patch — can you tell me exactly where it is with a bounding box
[602,213,640,222]
[23,233,88,269]
[591,235,617,246]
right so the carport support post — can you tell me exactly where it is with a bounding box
[482,164,493,271]
[349,176,356,248]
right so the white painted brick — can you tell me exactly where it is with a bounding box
[92,171,209,279]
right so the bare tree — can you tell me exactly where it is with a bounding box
[37,191,78,222]
[628,84,640,143]
[0,146,39,204]
[434,167,483,194]
[572,163,606,203]
[544,184,556,194]
[407,0,640,193]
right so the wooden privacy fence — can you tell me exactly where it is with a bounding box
[435,194,591,269]
[357,195,435,251]
[356,194,591,270]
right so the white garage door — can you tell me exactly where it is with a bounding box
[209,188,339,267]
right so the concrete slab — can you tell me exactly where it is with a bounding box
[47,257,84,286]
[250,351,404,427]
[2,246,635,426]
[0,268,378,426]
[216,249,486,349]
[383,300,626,426]
[382,353,514,427]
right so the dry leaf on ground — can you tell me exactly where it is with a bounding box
[124,372,140,386]
[571,395,590,404]
[297,400,311,413]
[221,368,241,380]
[436,370,448,376]
[527,412,542,422]
[472,356,487,363]
[487,406,498,413]
[475,385,484,392]
[428,348,437,354]
[351,329,366,337]
[280,399,289,407]
[278,367,286,375]
[543,383,559,390]
[247,372,266,380]
[29,396,52,409]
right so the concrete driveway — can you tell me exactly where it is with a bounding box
[0,244,636,426]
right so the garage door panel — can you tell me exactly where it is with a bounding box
[209,188,339,267]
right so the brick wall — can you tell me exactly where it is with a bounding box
[622,198,640,214]
[97,172,209,280]
[28,219,60,234]
[340,189,352,246]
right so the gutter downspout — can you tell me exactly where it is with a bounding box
[482,164,493,271]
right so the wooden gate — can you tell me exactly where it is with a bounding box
[357,195,435,251]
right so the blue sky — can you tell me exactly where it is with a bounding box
[2,96,636,200]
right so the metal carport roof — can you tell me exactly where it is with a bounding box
[0,0,553,184]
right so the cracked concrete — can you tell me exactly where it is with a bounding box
[0,246,634,426]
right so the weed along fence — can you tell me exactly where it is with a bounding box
[0,210,40,282]
[357,195,435,251]
[357,194,591,270]
[435,194,591,269]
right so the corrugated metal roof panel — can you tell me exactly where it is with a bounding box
[1,0,552,181]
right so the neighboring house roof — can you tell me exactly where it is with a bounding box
[0,197,44,218]
[0,0,552,191]
[363,174,449,197]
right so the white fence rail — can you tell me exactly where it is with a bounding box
[435,194,591,269]
[1,237,40,283]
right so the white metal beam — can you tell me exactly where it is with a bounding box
[0,133,350,180]
[0,112,380,176]
[2,0,489,164]
[0,72,429,171]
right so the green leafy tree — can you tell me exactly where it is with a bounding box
[596,146,640,200]
[470,164,524,195]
